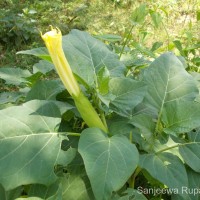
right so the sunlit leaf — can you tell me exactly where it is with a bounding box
[0,67,31,85]
[79,128,139,200]
[139,152,188,196]
[0,100,67,190]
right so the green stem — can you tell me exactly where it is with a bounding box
[119,25,134,58]
[93,92,108,132]
[74,92,108,133]
[155,114,162,135]
[156,144,180,154]
[66,132,81,137]
[155,141,200,154]
[129,167,141,188]
[100,111,108,131]
[59,132,81,137]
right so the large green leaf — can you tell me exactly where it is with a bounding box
[0,100,67,190]
[139,152,188,195]
[186,168,200,200]
[78,128,139,200]
[179,129,200,173]
[62,30,125,87]
[61,142,95,200]
[109,77,146,117]
[162,101,200,135]
[171,168,200,200]
[0,67,31,85]
[142,52,198,113]
[25,80,65,101]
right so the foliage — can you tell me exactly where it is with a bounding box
[0,29,200,199]
[1,0,199,68]
[0,5,38,47]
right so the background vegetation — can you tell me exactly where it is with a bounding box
[0,0,199,68]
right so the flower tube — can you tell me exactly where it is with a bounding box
[41,27,107,132]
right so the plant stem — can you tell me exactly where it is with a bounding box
[156,144,180,154]
[94,92,108,132]
[67,132,81,137]
[100,111,108,131]
[60,132,81,137]
[129,167,141,188]
[155,141,200,154]
[119,25,134,58]
[74,92,108,133]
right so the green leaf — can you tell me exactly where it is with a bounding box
[179,129,200,172]
[131,4,148,25]
[17,47,51,61]
[129,114,155,139]
[162,101,200,135]
[33,60,54,74]
[173,40,183,53]
[139,152,188,195]
[25,80,65,101]
[0,67,31,85]
[142,52,198,113]
[177,56,187,69]
[179,143,200,173]
[150,11,162,28]
[186,168,200,200]
[151,42,163,52]
[78,128,139,200]
[62,29,125,87]
[62,166,95,200]
[0,100,66,190]
[109,117,133,136]
[109,77,146,117]
[56,147,77,166]
[171,168,200,200]
[97,66,110,95]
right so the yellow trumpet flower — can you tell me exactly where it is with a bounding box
[41,27,80,97]
[41,27,107,132]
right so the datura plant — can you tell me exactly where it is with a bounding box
[0,27,200,200]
